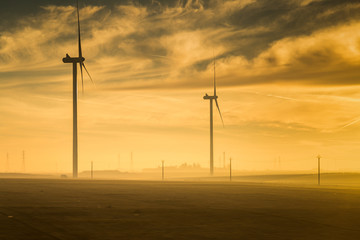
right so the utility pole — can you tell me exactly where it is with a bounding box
[223,152,226,169]
[131,152,133,172]
[317,155,321,185]
[22,150,25,173]
[6,152,9,172]
[229,157,232,181]
[91,161,93,179]
[278,156,281,171]
[118,154,120,171]
[162,160,164,181]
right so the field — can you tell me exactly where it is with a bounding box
[1,178,360,239]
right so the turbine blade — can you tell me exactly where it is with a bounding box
[215,98,224,127]
[77,0,82,58]
[80,62,84,94]
[82,62,95,85]
[213,54,216,96]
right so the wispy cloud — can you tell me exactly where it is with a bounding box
[339,117,360,130]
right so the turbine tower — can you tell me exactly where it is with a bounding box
[203,57,224,175]
[63,0,93,178]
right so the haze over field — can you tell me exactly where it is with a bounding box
[1,0,360,173]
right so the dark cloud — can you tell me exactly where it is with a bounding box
[3,0,358,59]
[214,0,360,59]
[1,0,360,91]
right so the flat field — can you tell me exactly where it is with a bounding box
[0,178,360,239]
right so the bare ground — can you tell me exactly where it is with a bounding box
[0,179,360,239]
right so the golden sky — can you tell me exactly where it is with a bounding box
[1,0,360,173]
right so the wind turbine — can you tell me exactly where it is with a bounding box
[317,155,321,185]
[63,0,93,178]
[203,57,224,175]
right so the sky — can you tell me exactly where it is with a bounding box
[1,0,360,173]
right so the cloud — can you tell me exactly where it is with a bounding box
[0,0,360,93]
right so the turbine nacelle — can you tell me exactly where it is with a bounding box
[63,54,85,63]
[203,94,218,100]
